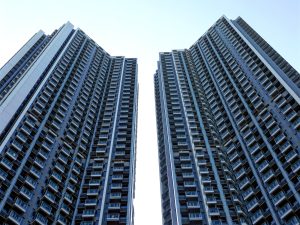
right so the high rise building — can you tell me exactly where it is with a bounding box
[0,22,138,225]
[154,16,300,225]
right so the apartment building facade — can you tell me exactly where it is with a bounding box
[154,16,300,225]
[0,22,138,225]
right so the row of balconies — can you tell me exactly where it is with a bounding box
[200,22,300,223]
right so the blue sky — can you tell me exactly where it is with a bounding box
[1,1,299,70]
[1,1,299,224]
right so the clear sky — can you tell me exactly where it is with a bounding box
[0,0,299,224]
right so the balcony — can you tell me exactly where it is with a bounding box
[87,189,98,196]
[34,213,48,225]
[253,152,264,164]
[247,198,258,211]
[107,213,120,221]
[242,188,254,200]
[189,213,202,221]
[51,120,61,131]
[236,116,244,126]
[82,209,95,218]
[199,168,209,174]
[204,186,214,193]
[202,177,211,183]
[221,130,230,140]
[38,150,49,160]
[229,184,237,192]
[226,145,235,154]
[34,158,45,169]
[89,179,101,186]
[113,167,124,172]
[84,199,97,206]
[25,118,36,129]
[91,171,101,177]
[239,177,250,189]
[198,159,207,166]
[181,164,192,169]
[269,126,280,136]
[8,210,23,225]
[287,111,297,122]
[258,161,269,173]
[48,180,59,192]
[251,210,263,224]
[16,133,27,143]
[111,183,122,189]
[70,173,78,184]
[11,141,23,151]
[40,201,52,215]
[42,142,52,152]
[21,125,32,135]
[20,187,33,200]
[30,167,41,178]
[115,151,125,156]
[51,172,62,182]
[235,168,246,180]
[1,158,13,170]
[265,119,276,129]
[273,191,285,206]
[280,142,292,153]
[293,117,300,130]
[276,97,286,108]
[6,150,18,160]
[108,203,121,209]
[44,191,56,203]
[110,192,121,199]
[278,203,292,219]
[236,205,245,215]
[209,208,220,216]
[184,181,196,188]
[246,136,256,147]
[112,175,123,180]
[61,203,70,215]
[261,112,271,122]
[55,163,65,173]
[285,151,297,162]
[57,214,67,225]
[291,160,300,173]
[72,166,80,175]
[92,163,103,169]
[185,191,198,199]
[66,133,75,142]
[64,193,73,203]
[25,176,37,189]
[207,197,217,204]
[268,85,277,96]
[0,168,8,180]
[249,144,260,155]
[14,198,28,213]
[262,170,274,182]
[45,135,55,144]
[229,153,239,162]
[267,180,280,194]
[232,160,242,171]
[286,217,300,225]
[61,149,70,158]
[274,134,285,145]
[182,173,194,178]
[67,184,75,193]
[180,156,190,161]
